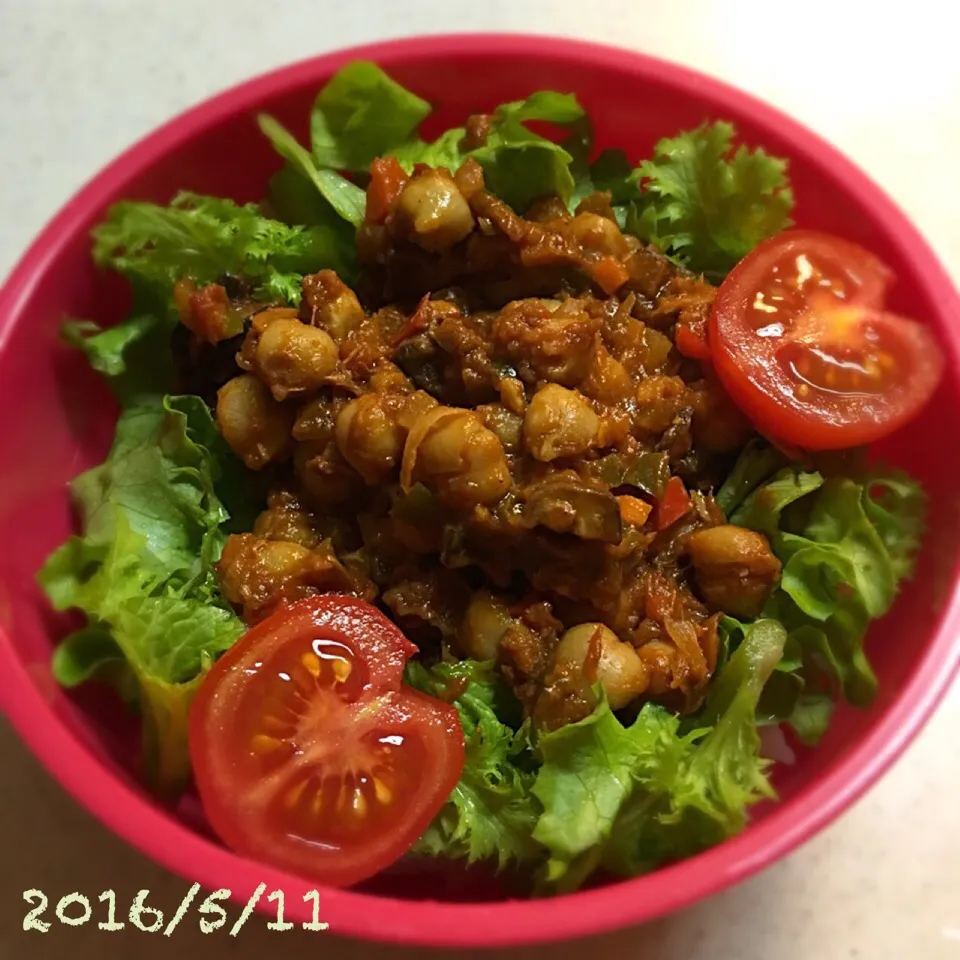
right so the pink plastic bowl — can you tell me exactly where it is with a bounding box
[1,33,959,948]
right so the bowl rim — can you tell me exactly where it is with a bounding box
[2,32,959,948]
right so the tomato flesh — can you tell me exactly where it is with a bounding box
[189,596,464,887]
[655,476,691,530]
[366,156,408,224]
[710,229,942,449]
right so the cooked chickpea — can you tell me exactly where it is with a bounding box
[300,270,365,342]
[217,533,314,613]
[564,212,630,258]
[402,406,511,507]
[581,344,632,405]
[393,169,475,252]
[686,525,782,618]
[215,374,292,470]
[254,319,338,400]
[294,441,356,507]
[523,384,600,462]
[335,393,405,484]
[459,592,514,661]
[554,623,649,710]
[253,492,318,548]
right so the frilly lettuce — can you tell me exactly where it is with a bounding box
[722,444,926,742]
[407,620,785,891]
[38,396,253,796]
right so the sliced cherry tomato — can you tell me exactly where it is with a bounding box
[189,596,464,888]
[366,156,408,225]
[710,229,943,449]
[655,476,691,530]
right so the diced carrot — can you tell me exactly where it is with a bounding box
[366,156,408,224]
[589,256,630,295]
[655,476,692,530]
[617,495,653,528]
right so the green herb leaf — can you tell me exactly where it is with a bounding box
[630,121,794,279]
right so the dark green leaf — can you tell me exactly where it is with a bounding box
[629,121,794,279]
[309,61,431,171]
[257,114,366,227]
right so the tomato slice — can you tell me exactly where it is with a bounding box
[189,596,464,888]
[710,229,943,449]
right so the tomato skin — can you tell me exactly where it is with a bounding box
[709,230,942,450]
[655,477,691,530]
[189,596,464,888]
[366,156,408,224]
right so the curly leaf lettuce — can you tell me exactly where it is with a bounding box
[38,396,251,795]
[726,445,926,741]
[533,619,785,889]
[406,660,540,868]
[93,191,350,304]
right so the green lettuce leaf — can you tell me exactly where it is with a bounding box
[532,699,686,890]
[93,191,347,304]
[61,314,172,407]
[468,92,586,212]
[257,114,367,228]
[727,453,926,737]
[392,127,469,172]
[533,619,784,889]
[309,60,431,171]
[629,121,794,279]
[38,395,252,795]
[407,660,541,868]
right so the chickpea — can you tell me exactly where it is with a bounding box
[393,169,475,252]
[554,623,648,710]
[492,299,600,387]
[254,319,338,400]
[253,491,318,548]
[294,441,356,506]
[218,534,313,609]
[690,378,753,454]
[335,393,405,484]
[215,374,292,470]
[459,592,514,661]
[300,270,365,342]
[477,403,524,454]
[634,375,688,434]
[368,361,413,395]
[401,406,511,507]
[581,343,632,405]
[564,212,630,258]
[686,525,782,619]
[292,396,339,443]
[635,639,684,696]
[523,384,600,462]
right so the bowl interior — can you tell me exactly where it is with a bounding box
[1,36,959,945]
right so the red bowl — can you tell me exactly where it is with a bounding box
[1,33,959,948]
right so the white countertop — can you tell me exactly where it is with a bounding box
[1,2,958,958]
